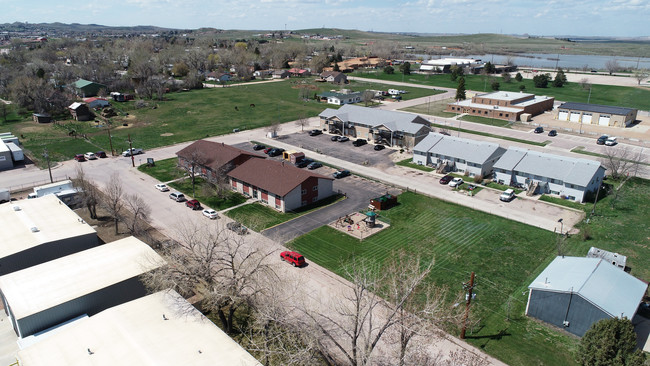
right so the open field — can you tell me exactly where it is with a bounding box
[5,79,438,164]
[287,177,650,365]
[352,72,650,110]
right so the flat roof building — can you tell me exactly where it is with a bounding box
[0,237,165,338]
[17,290,262,366]
[0,195,98,276]
[556,102,637,128]
[446,91,554,122]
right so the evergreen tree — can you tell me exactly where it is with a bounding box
[455,77,466,100]
[553,68,566,87]
[491,81,500,91]
[515,72,523,82]
[578,318,646,366]
[399,62,411,75]
[333,62,340,72]
[384,65,394,74]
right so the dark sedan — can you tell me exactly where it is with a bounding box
[439,175,453,185]
[295,158,314,168]
[253,144,266,150]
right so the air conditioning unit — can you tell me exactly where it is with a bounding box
[30,227,39,233]
[13,205,21,211]
[563,320,570,327]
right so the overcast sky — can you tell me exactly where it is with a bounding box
[1,0,648,37]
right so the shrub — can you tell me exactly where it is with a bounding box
[473,174,484,183]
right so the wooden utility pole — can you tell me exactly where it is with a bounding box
[128,133,134,168]
[107,125,114,156]
[460,271,476,339]
[43,148,53,183]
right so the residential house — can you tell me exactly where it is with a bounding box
[318,91,363,105]
[83,97,110,109]
[288,68,310,77]
[492,147,605,202]
[526,256,647,337]
[253,69,272,78]
[68,102,91,121]
[320,71,348,84]
[176,140,265,183]
[272,70,290,79]
[16,290,262,366]
[228,159,334,212]
[0,236,165,338]
[413,133,506,177]
[556,102,637,128]
[0,195,98,276]
[446,91,554,122]
[73,79,106,98]
[319,104,430,148]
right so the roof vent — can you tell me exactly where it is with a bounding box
[13,205,21,211]
[30,227,39,233]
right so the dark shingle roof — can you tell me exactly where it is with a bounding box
[227,159,332,197]
[558,102,636,116]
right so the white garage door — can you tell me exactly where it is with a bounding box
[598,115,611,126]
[582,114,592,124]
[558,111,568,120]
[570,112,581,122]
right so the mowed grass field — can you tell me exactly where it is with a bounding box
[288,191,580,366]
[352,71,650,110]
[7,78,439,164]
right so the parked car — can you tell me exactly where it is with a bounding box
[605,137,618,146]
[333,169,351,179]
[373,144,385,151]
[295,158,314,168]
[84,152,97,160]
[155,183,169,192]
[280,251,306,267]
[74,154,86,162]
[596,135,609,145]
[331,135,340,141]
[353,139,367,147]
[95,151,107,158]
[533,127,544,134]
[439,131,451,136]
[253,144,265,151]
[548,130,557,137]
[309,129,322,136]
[439,175,453,185]
[263,147,273,154]
[449,177,464,188]
[307,162,323,170]
[122,148,143,157]
[268,148,285,157]
[227,222,248,235]
[467,184,477,191]
[337,136,349,142]
[169,192,185,202]
[186,199,202,210]
[500,189,516,202]
[202,208,219,219]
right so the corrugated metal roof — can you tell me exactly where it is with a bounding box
[492,147,527,171]
[413,133,444,152]
[528,256,647,319]
[0,237,165,320]
[414,133,505,164]
[558,102,636,116]
[318,104,429,134]
[17,290,262,366]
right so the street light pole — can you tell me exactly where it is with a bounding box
[128,133,135,168]
[43,148,53,183]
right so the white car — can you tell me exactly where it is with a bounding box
[83,152,97,160]
[449,177,464,188]
[605,137,617,146]
[202,208,218,219]
[155,183,169,192]
[500,189,516,202]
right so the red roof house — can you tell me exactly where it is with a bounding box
[176,140,265,183]
[227,159,334,212]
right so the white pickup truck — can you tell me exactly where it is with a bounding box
[122,148,144,157]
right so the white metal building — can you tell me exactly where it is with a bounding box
[493,147,605,202]
[0,237,165,338]
[0,195,98,276]
[413,133,506,177]
[17,290,262,366]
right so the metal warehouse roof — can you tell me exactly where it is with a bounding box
[0,195,96,260]
[0,237,165,320]
[318,104,429,133]
[17,290,262,366]
[414,133,505,164]
[493,147,603,187]
[529,256,647,319]
[477,90,534,101]
[558,102,636,116]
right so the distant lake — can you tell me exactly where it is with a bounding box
[420,53,650,70]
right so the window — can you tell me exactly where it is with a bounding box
[275,204,281,209]
[301,189,307,195]
[312,186,318,191]
[312,197,318,202]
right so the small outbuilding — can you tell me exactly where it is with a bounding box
[556,102,637,128]
[526,256,648,337]
[370,194,397,210]
[32,113,51,123]
[68,102,91,121]
[73,79,106,98]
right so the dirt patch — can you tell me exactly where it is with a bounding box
[291,84,318,90]
[160,133,174,137]
[328,212,390,240]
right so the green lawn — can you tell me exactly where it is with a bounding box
[430,122,548,147]
[168,177,247,211]
[400,98,457,118]
[288,191,577,366]
[352,72,650,110]
[6,79,439,164]
[458,114,511,128]
[225,194,343,231]
[137,158,186,182]
[395,158,434,172]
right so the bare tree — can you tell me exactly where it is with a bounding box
[601,146,643,180]
[74,165,99,220]
[104,172,124,235]
[579,78,591,90]
[265,122,282,138]
[633,69,648,85]
[295,113,309,132]
[180,149,207,198]
[143,221,275,334]
[605,60,620,75]
[124,193,151,235]
[362,90,375,107]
